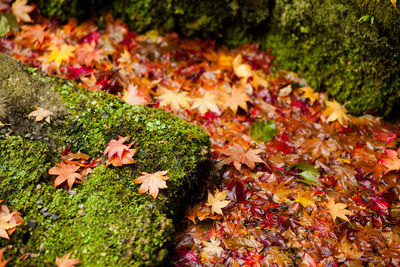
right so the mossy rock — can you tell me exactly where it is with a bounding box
[264,0,400,117]
[0,52,210,265]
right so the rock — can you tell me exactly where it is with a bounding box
[0,53,210,266]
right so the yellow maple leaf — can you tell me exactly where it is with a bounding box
[206,189,230,215]
[11,0,35,23]
[322,99,350,126]
[326,198,354,222]
[300,87,319,105]
[390,0,396,8]
[232,54,253,83]
[202,237,224,257]
[294,190,316,208]
[191,92,220,115]
[47,44,76,67]
[157,88,191,112]
[27,105,55,123]
[133,170,169,198]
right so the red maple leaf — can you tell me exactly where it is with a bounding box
[103,136,136,167]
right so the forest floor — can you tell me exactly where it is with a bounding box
[1,3,400,266]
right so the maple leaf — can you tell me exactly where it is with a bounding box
[0,248,9,267]
[47,44,76,67]
[21,24,47,44]
[294,189,316,208]
[0,212,17,239]
[191,92,220,115]
[122,84,149,106]
[322,99,349,126]
[133,170,169,198]
[157,88,191,112]
[0,0,11,11]
[186,204,211,224]
[331,164,357,190]
[217,145,265,171]
[27,106,54,123]
[205,189,230,215]
[202,237,224,257]
[103,136,136,167]
[300,87,319,105]
[338,238,364,260]
[326,199,353,222]
[302,137,337,161]
[232,54,253,83]
[75,42,103,66]
[224,86,250,115]
[0,205,23,237]
[48,162,83,190]
[56,252,82,267]
[11,0,35,23]
[380,148,400,174]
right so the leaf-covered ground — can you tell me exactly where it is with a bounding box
[1,2,400,266]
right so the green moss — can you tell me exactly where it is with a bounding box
[0,53,211,265]
[262,0,400,116]
[0,137,173,266]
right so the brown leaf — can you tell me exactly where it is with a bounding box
[27,106,54,123]
[217,145,265,171]
[205,189,230,215]
[223,237,264,253]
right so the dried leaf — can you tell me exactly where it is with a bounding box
[27,106,54,123]
[326,199,353,222]
[11,0,35,23]
[206,189,230,215]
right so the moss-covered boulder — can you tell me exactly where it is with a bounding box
[0,52,210,265]
[264,0,400,117]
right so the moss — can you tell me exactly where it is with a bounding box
[262,0,400,116]
[0,53,210,265]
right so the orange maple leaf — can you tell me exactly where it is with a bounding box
[11,0,35,23]
[326,199,353,222]
[48,162,83,190]
[224,86,250,115]
[21,24,48,45]
[0,212,17,240]
[133,170,169,198]
[56,252,82,267]
[380,148,400,174]
[0,205,23,237]
[217,145,265,171]
[0,247,9,267]
[205,189,230,215]
[103,136,136,167]
[27,105,54,123]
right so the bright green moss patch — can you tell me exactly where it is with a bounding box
[0,53,210,265]
[264,0,400,116]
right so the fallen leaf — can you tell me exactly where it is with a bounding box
[300,87,319,105]
[250,120,277,142]
[56,252,82,267]
[0,212,16,239]
[205,189,230,215]
[223,237,264,252]
[326,199,353,222]
[0,247,9,267]
[103,136,136,167]
[27,106,54,123]
[202,237,224,257]
[322,99,349,126]
[380,148,400,174]
[48,162,83,190]
[47,44,76,67]
[232,54,252,83]
[134,170,169,198]
[191,92,220,115]
[294,189,316,208]
[157,88,191,112]
[11,0,35,23]
[217,145,265,171]
[224,86,250,115]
